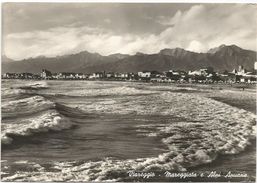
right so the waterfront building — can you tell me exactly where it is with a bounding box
[89,72,104,79]
[138,71,151,78]
[41,69,52,79]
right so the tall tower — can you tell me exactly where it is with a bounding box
[255,62,257,70]
[238,65,243,72]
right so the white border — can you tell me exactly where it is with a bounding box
[0,1,256,182]
[1,0,257,3]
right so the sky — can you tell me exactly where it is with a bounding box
[2,3,257,60]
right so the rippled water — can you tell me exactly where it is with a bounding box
[1,80,256,181]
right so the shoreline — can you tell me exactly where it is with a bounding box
[2,78,256,89]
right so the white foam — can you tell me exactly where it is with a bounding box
[2,96,55,113]
[2,87,256,181]
[1,135,13,145]
[62,86,155,97]
[2,110,72,145]
[70,90,255,119]
[1,88,23,97]
[18,81,49,89]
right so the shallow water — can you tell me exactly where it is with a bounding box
[1,80,256,181]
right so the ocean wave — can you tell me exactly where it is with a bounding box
[2,81,49,100]
[1,110,72,145]
[2,92,256,181]
[145,85,202,92]
[1,88,23,98]
[12,81,49,90]
[71,91,256,118]
[2,96,56,116]
[57,86,155,97]
[66,91,256,167]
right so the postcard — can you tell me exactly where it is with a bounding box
[1,1,256,182]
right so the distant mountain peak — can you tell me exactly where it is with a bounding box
[219,44,226,48]
[208,44,243,54]
[77,50,94,55]
[35,55,47,59]
[159,47,191,57]
[2,44,256,74]
[135,52,145,56]
[108,53,130,59]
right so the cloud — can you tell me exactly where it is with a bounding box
[4,24,167,60]
[104,18,111,24]
[3,4,257,60]
[158,4,257,52]
[187,40,207,52]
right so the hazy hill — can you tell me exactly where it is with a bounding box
[2,51,120,73]
[2,44,256,73]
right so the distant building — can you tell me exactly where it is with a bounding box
[89,72,104,79]
[75,73,88,79]
[138,71,151,78]
[150,71,161,78]
[2,73,16,79]
[165,70,181,81]
[20,73,34,79]
[2,72,39,79]
[128,73,138,80]
[231,69,237,74]
[41,69,52,79]
[52,73,58,79]
[54,72,76,79]
[241,72,257,83]
[188,69,207,76]
[106,72,115,78]
[120,73,128,78]
[237,65,246,75]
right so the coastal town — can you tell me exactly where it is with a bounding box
[2,65,257,84]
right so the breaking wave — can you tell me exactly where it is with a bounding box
[55,86,155,97]
[2,91,255,181]
[1,88,24,99]
[1,90,72,146]
[12,81,49,90]
[2,96,56,118]
[1,110,72,145]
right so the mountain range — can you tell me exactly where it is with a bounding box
[2,44,256,74]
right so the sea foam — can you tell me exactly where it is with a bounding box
[2,96,55,114]
[1,110,72,145]
[14,81,49,90]
[2,91,255,181]
[59,86,155,97]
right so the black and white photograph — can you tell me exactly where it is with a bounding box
[1,1,257,182]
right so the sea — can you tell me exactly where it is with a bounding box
[1,79,256,182]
